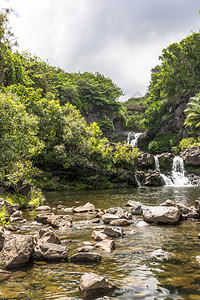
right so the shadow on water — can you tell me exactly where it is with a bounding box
[1,186,200,299]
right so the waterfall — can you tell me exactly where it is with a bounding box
[154,156,173,186]
[154,155,191,187]
[171,156,190,186]
[135,174,141,187]
[127,132,142,148]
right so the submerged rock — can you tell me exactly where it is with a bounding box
[150,249,175,261]
[91,231,107,241]
[70,252,101,263]
[109,219,131,226]
[79,272,116,299]
[34,242,69,261]
[36,205,51,212]
[103,226,123,238]
[0,235,34,269]
[143,206,180,224]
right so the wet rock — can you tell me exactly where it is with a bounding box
[104,207,131,220]
[143,206,180,224]
[176,203,191,215]
[79,272,116,299]
[95,240,115,253]
[57,205,74,212]
[70,252,101,263]
[137,152,154,168]
[0,235,34,269]
[150,249,175,261]
[183,207,199,219]
[91,231,107,241]
[5,225,20,232]
[76,246,94,252]
[160,200,176,207]
[181,146,200,166]
[9,211,26,223]
[0,228,5,251]
[194,199,200,214]
[73,202,95,213]
[144,170,165,187]
[196,255,200,263]
[35,213,72,228]
[33,242,69,261]
[57,204,67,210]
[109,219,131,226]
[36,205,51,212]
[102,214,120,224]
[91,218,101,224]
[103,226,123,238]
[35,227,61,245]
[136,220,149,228]
[129,202,143,215]
[0,199,19,215]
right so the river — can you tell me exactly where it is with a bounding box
[1,186,200,299]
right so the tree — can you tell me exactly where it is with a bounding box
[184,93,200,128]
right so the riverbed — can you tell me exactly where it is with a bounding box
[0,186,200,299]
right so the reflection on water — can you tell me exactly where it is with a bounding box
[1,187,200,299]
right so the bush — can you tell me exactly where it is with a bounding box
[148,132,176,154]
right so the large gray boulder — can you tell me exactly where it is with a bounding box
[79,272,116,299]
[0,235,34,269]
[143,206,180,224]
[33,242,69,261]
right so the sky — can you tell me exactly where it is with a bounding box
[0,0,200,101]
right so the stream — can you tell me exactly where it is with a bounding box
[1,186,200,299]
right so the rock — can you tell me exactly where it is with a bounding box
[137,152,154,168]
[194,199,200,214]
[183,206,199,219]
[196,256,200,263]
[0,229,5,251]
[103,226,123,238]
[0,199,19,215]
[57,205,74,212]
[181,146,200,166]
[127,201,143,215]
[143,206,180,224]
[109,219,131,226]
[198,233,200,239]
[136,220,149,228]
[33,242,69,261]
[79,272,116,299]
[76,246,94,252]
[160,200,176,207]
[91,231,107,241]
[5,225,20,232]
[70,252,101,263]
[176,203,191,215]
[144,170,165,186]
[35,227,61,245]
[104,207,131,219]
[102,214,119,224]
[0,235,34,269]
[156,153,174,170]
[73,202,95,213]
[9,210,26,223]
[35,213,72,228]
[91,218,101,223]
[150,249,175,261]
[95,240,115,253]
[36,205,51,212]
[57,204,67,210]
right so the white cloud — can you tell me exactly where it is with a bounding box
[0,0,199,100]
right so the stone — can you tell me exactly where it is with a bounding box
[194,199,200,214]
[79,272,116,299]
[9,210,26,223]
[181,146,200,166]
[198,233,200,239]
[103,226,123,238]
[137,152,155,168]
[5,225,20,232]
[128,201,143,215]
[0,199,19,215]
[95,240,115,253]
[33,242,69,261]
[109,219,131,226]
[76,246,94,252]
[143,206,180,224]
[0,235,34,269]
[91,218,101,223]
[150,249,175,261]
[160,200,176,207]
[35,213,72,228]
[0,228,5,251]
[104,207,131,219]
[36,205,51,212]
[73,202,95,213]
[35,227,61,245]
[91,231,107,241]
[144,170,165,186]
[196,256,200,263]
[183,207,199,219]
[136,220,149,228]
[102,213,119,224]
[70,252,101,263]
[176,203,191,215]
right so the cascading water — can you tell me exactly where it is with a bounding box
[127,132,142,149]
[154,155,191,187]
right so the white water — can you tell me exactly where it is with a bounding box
[154,156,191,187]
[127,132,142,148]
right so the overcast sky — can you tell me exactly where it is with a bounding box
[0,0,199,100]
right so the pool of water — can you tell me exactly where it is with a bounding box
[0,186,200,299]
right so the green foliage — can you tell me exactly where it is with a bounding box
[0,206,9,226]
[143,101,165,135]
[97,119,113,136]
[184,93,200,128]
[148,132,176,154]
[179,137,200,151]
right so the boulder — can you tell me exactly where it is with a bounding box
[91,231,107,241]
[76,246,94,252]
[9,211,26,223]
[104,207,131,220]
[160,200,176,207]
[0,228,5,251]
[79,272,116,299]
[73,202,95,213]
[95,240,115,253]
[143,206,180,224]
[103,226,123,238]
[33,242,69,261]
[0,235,34,269]
[102,214,119,224]
[91,218,101,224]
[156,153,174,170]
[35,213,72,228]
[0,199,19,215]
[181,146,200,166]
[126,201,143,215]
[36,205,51,212]
[70,252,101,263]
[136,220,149,228]
[144,170,165,187]
[150,249,175,261]
[109,219,131,226]
[35,227,61,245]
[137,152,154,168]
